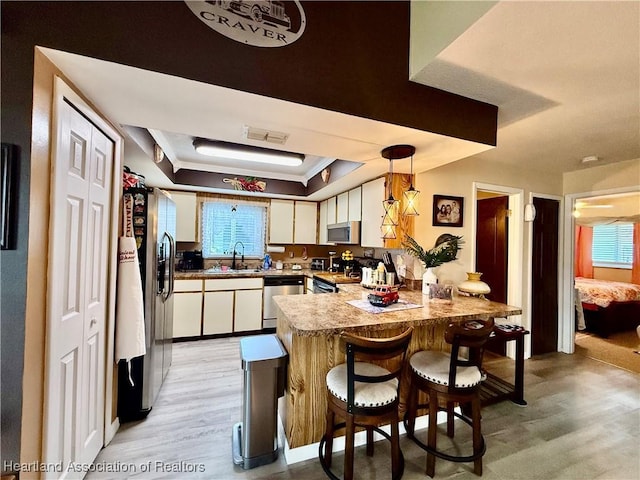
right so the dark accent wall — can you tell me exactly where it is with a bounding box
[0,1,498,467]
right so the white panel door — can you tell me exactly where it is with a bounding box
[319,200,330,245]
[44,99,113,477]
[269,199,294,244]
[203,291,234,334]
[173,292,203,337]
[348,187,362,221]
[293,201,317,244]
[336,192,349,223]
[234,289,263,332]
[326,196,337,225]
[360,178,385,248]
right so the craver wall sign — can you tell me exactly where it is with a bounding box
[185,0,306,47]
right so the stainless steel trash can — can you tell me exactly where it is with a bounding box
[232,334,288,469]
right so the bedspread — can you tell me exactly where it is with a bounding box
[575,277,640,308]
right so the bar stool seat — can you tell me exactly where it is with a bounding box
[319,327,413,480]
[326,362,399,408]
[410,351,484,388]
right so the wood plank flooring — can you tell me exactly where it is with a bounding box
[86,337,640,480]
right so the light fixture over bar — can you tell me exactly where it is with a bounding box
[193,138,305,167]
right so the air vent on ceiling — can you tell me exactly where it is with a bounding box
[242,125,289,145]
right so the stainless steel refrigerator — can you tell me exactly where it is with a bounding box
[118,187,176,422]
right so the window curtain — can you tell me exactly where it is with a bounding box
[632,223,640,285]
[574,225,594,278]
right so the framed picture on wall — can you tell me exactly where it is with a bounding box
[1,143,17,250]
[432,194,463,227]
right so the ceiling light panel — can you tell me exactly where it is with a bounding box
[193,138,303,167]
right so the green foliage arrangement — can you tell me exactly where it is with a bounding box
[402,234,464,268]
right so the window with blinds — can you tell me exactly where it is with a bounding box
[591,223,634,268]
[201,201,267,258]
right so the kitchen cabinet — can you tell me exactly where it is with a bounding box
[203,278,263,334]
[336,192,349,223]
[326,196,337,226]
[294,201,317,244]
[203,291,233,335]
[170,191,198,242]
[269,199,294,244]
[173,280,203,338]
[234,289,264,331]
[319,200,330,245]
[360,177,385,248]
[305,277,314,294]
[348,187,362,221]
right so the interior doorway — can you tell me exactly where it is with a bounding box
[472,183,524,358]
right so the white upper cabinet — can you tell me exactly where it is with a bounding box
[171,191,198,242]
[294,201,318,244]
[269,199,294,244]
[348,187,362,221]
[360,177,385,248]
[326,196,337,226]
[319,200,330,245]
[336,192,349,223]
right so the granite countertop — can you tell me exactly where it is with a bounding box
[273,287,522,336]
[174,268,315,280]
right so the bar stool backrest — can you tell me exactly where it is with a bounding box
[444,318,495,392]
[341,327,413,413]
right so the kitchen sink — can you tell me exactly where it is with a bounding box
[205,268,262,274]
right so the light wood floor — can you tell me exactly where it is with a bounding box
[87,337,640,480]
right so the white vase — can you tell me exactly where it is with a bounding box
[422,267,438,294]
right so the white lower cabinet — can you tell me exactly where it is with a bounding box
[173,293,203,337]
[174,278,264,337]
[173,280,203,338]
[203,278,263,334]
[203,291,234,335]
[234,289,264,332]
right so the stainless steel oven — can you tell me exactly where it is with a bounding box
[313,277,338,294]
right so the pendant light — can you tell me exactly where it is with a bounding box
[380,145,415,239]
[380,147,400,240]
[380,145,418,239]
[403,150,420,216]
[381,156,399,240]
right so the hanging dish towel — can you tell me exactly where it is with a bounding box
[115,195,146,385]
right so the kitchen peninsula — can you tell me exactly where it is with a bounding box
[274,288,522,450]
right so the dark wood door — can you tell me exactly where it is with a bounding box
[476,196,509,304]
[531,197,560,355]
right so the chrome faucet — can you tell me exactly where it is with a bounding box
[231,241,245,270]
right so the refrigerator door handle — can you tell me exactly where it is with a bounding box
[165,231,175,297]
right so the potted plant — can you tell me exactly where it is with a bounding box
[402,234,464,293]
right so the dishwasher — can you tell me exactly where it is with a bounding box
[263,276,305,329]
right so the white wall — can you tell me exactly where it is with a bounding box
[413,155,562,284]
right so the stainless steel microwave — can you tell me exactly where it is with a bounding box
[327,221,360,244]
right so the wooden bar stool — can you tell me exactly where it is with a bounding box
[404,318,495,477]
[319,327,413,480]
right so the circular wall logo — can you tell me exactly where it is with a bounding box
[185,0,306,48]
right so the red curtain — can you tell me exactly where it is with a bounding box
[632,223,640,285]
[574,225,594,278]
